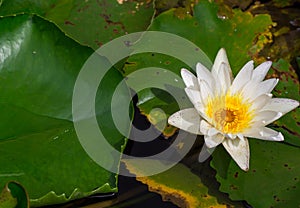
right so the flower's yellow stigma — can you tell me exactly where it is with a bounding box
[206,93,254,134]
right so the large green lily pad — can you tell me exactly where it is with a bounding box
[0,14,129,206]
[149,0,273,73]
[0,0,155,49]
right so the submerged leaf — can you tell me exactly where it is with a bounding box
[124,160,238,208]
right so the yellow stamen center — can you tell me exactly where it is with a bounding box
[206,93,253,134]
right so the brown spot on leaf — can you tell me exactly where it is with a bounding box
[234,172,239,178]
[113,28,119,34]
[230,185,238,190]
[100,13,126,32]
[64,20,75,26]
[273,195,280,202]
[94,40,103,47]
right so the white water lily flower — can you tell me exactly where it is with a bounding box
[168,48,299,171]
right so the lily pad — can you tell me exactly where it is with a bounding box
[0,0,155,49]
[0,14,129,206]
[123,0,273,136]
[124,160,240,208]
[149,1,273,73]
[211,139,300,208]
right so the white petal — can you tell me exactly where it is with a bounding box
[168,108,202,135]
[252,61,272,82]
[250,94,272,111]
[184,88,201,106]
[253,110,282,125]
[204,134,224,148]
[199,80,213,103]
[211,48,230,77]
[194,102,205,116]
[200,120,222,137]
[181,68,199,90]
[213,76,222,95]
[194,103,210,122]
[230,60,254,94]
[261,98,299,115]
[257,78,278,94]
[184,87,211,121]
[196,62,214,89]
[208,127,220,137]
[242,78,278,101]
[216,62,232,93]
[226,133,237,139]
[237,134,244,140]
[222,137,250,171]
[240,78,260,100]
[200,120,212,135]
[244,127,284,141]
